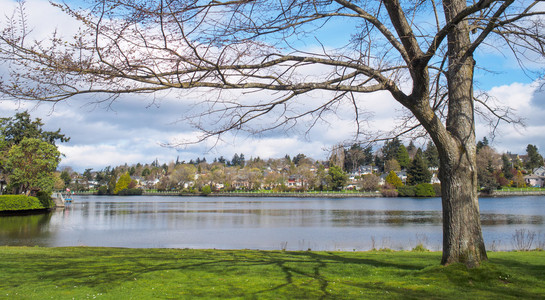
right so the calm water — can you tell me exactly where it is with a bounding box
[1,195,544,251]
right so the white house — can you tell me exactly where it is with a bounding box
[525,166,545,187]
[524,174,545,187]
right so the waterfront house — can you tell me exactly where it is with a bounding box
[525,166,545,187]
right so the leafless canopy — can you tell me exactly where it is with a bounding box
[0,0,543,143]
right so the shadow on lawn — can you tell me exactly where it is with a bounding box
[2,248,544,299]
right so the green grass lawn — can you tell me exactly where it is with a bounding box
[0,247,543,299]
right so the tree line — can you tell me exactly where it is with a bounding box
[58,137,544,197]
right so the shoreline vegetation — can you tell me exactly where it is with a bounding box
[0,194,54,213]
[0,247,543,299]
[71,188,545,198]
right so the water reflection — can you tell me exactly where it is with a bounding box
[1,195,544,251]
[0,212,53,245]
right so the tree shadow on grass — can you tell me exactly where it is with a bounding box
[0,248,444,298]
[1,248,544,299]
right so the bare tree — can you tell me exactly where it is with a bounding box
[1,0,544,267]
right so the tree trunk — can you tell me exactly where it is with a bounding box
[438,148,487,267]
[439,0,487,267]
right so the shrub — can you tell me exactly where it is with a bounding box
[0,195,44,211]
[201,185,212,195]
[117,188,143,196]
[397,185,415,197]
[411,243,429,252]
[385,171,403,188]
[381,187,398,197]
[97,186,108,195]
[432,183,441,196]
[36,191,54,208]
[415,183,436,197]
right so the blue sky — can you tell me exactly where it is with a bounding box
[0,0,544,172]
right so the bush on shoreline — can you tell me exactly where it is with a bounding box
[36,191,54,208]
[0,195,47,211]
[117,188,143,196]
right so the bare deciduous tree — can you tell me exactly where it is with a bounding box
[1,0,544,267]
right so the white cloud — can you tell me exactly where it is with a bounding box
[1,0,544,172]
[478,81,545,155]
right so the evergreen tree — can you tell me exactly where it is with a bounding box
[476,137,489,153]
[0,111,69,145]
[424,141,439,168]
[478,158,498,193]
[327,165,348,191]
[525,144,544,171]
[374,155,384,173]
[406,141,417,159]
[501,154,514,180]
[231,153,240,166]
[293,153,307,166]
[362,146,374,166]
[407,149,432,185]
[396,144,410,169]
[382,138,402,162]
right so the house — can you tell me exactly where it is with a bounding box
[396,171,407,183]
[524,174,545,187]
[232,175,250,189]
[430,173,441,184]
[533,166,545,176]
[525,166,545,187]
[287,175,306,188]
[353,165,379,175]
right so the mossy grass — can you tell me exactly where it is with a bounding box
[0,247,543,299]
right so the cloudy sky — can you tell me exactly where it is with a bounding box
[0,0,544,172]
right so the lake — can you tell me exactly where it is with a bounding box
[1,195,544,251]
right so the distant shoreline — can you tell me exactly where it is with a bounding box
[483,190,545,197]
[92,190,545,198]
[69,189,545,198]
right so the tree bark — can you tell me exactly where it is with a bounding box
[439,0,487,267]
